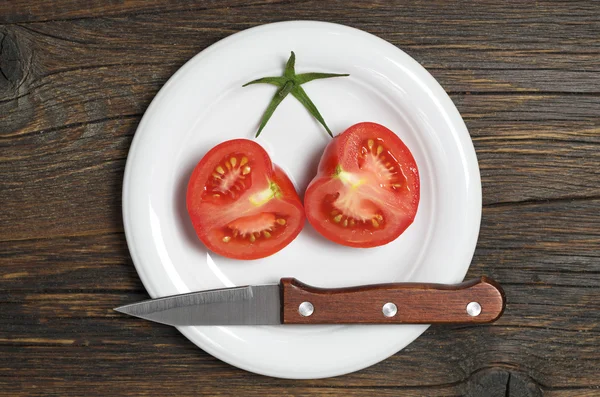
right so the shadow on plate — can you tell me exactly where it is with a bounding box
[174,162,204,249]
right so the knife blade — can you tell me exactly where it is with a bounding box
[114,277,505,326]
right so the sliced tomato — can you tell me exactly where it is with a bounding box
[304,122,420,248]
[186,139,304,260]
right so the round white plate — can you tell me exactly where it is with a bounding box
[123,21,481,379]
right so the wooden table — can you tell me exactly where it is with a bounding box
[1,1,599,396]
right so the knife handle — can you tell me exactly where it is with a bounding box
[280,277,505,324]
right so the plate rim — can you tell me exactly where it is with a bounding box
[122,20,481,379]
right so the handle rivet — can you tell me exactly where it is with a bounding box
[466,302,482,317]
[382,302,397,317]
[299,301,314,317]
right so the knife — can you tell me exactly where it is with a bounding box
[114,277,505,326]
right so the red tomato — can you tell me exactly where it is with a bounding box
[187,139,304,260]
[304,122,420,248]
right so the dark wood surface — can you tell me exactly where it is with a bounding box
[281,278,505,324]
[1,1,599,396]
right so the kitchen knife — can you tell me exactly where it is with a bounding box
[114,277,505,326]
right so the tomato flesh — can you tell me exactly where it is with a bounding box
[204,152,253,201]
[304,122,420,248]
[187,139,304,260]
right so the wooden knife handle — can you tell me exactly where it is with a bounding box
[280,277,505,324]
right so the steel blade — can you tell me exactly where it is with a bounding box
[114,284,281,326]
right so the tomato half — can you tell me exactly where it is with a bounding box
[304,122,420,248]
[186,139,304,260]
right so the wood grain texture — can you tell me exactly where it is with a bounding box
[1,0,599,396]
[281,277,505,324]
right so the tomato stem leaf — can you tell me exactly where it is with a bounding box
[284,51,296,78]
[242,76,286,87]
[255,81,295,137]
[294,72,350,85]
[291,85,333,138]
[243,51,348,138]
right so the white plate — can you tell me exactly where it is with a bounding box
[123,21,481,379]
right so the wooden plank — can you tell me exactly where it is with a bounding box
[1,0,599,32]
[545,391,600,397]
[471,120,600,204]
[0,233,140,292]
[453,94,600,122]
[0,384,590,397]
[0,0,275,24]
[0,384,465,397]
[0,117,132,241]
[431,69,600,93]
